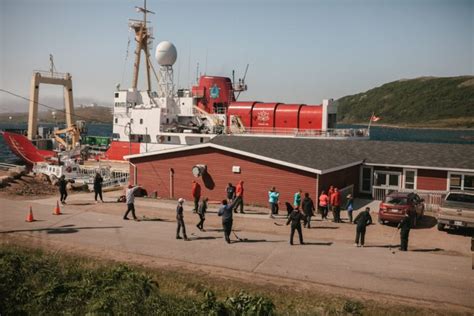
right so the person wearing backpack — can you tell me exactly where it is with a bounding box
[226,183,236,203]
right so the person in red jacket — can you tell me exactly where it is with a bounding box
[233,180,245,214]
[192,180,201,213]
[330,187,342,223]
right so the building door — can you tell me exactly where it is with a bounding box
[360,166,373,194]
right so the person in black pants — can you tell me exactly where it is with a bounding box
[58,175,68,204]
[302,192,315,228]
[176,198,189,240]
[398,213,411,251]
[286,208,305,245]
[94,173,104,203]
[218,199,237,243]
[196,197,208,231]
[354,207,373,247]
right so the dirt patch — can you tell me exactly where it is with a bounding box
[0,174,57,199]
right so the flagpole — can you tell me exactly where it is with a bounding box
[368,112,374,136]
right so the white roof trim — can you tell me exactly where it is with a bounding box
[364,162,474,173]
[125,142,322,174]
[321,161,365,175]
[124,143,210,160]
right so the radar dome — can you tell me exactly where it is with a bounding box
[155,41,177,66]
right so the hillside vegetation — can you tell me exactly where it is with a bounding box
[336,76,474,128]
[0,106,112,124]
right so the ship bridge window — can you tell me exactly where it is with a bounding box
[130,119,134,123]
[112,133,120,140]
[114,92,119,98]
[114,118,118,124]
[140,119,143,124]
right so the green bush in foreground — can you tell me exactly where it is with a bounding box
[0,246,275,315]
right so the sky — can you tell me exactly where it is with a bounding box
[0,0,472,112]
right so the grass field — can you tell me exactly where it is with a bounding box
[0,243,467,315]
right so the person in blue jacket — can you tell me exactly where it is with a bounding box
[268,187,280,218]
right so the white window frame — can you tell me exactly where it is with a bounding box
[359,166,373,194]
[374,170,401,188]
[403,169,417,190]
[447,171,474,191]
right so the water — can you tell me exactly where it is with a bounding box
[0,122,473,164]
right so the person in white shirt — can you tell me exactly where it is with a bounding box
[123,184,141,220]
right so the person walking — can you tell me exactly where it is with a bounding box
[331,187,342,223]
[176,198,189,240]
[123,184,141,220]
[286,207,304,245]
[302,193,315,228]
[319,190,329,220]
[293,189,302,210]
[196,197,208,231]
[57,175,68,205]
[93,172,104,203]
[397,213,411,251]
[268,187,280,218]
[328,185,335,214]
[233,180,245,214]
[354,207,373,247]
[191,180,201,213]
[226,183,236,203]
[218,199,237,243]
[345,194,354,223]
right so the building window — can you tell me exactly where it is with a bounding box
[114,118,118,124]
[140,119,143,124]
[200,137,204,143]
[360,166,373,193]
[449,173,474,191]
[374,171,400,188]
[114,92,119,98]
[403,169,417,190]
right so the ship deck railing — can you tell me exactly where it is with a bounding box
[225,127,369,138]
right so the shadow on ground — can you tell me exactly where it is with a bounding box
[0,224,122,234]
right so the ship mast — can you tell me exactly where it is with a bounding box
[129,0,154,91]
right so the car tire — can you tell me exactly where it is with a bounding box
[437,223,445,231]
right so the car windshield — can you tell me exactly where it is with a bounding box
[446,193,474,204]
[384,196,408,205]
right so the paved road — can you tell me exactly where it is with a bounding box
[1,193,473,310]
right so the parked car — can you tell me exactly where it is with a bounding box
[437,191,474,231]
[378,192,425,227]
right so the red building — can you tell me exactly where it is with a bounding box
[125,137,474,208]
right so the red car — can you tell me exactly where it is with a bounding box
[378,192,425,227]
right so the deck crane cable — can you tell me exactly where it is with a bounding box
[0,88,129,129]
[121,30,132,87]
[235,63,249,101]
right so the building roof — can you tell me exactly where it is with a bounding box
[125,136,474,174]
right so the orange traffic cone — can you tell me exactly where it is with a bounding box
[25,206,35,222]
[53,201,62,215]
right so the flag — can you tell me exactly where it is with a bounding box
[370,114,380,122]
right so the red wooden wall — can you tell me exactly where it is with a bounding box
[130,147,317,207]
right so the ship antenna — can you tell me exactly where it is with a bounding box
[130,0,155,91]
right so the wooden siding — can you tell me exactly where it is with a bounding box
[417,169,447,191]
[131,147,317,207]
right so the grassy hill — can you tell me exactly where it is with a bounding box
[0,106,112,124]
[336,76,474,128]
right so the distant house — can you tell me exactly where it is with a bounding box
[124,137,474,209]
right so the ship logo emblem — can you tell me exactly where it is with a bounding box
[210,84,220,99]
[257,111,270,125]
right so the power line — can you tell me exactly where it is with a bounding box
[0,88,122,126]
